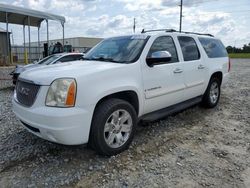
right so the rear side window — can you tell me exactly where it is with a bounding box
[178,36,200,61]
[148,36,179,63]
[199,38,228,58]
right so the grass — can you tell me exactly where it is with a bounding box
[229,53,250,58]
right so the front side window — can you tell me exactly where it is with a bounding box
[74,55,84,60]
[178,36,200,61]
[63,55,84,61]
[38,54,62,65]
[147,36,179,63]
[57,55,79,63]
[84,35,149,63]
[199,38,228,58]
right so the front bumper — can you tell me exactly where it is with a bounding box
[12,86,95,145]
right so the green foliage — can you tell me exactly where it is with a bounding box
[226,43,250,53]
[229,53,250,58]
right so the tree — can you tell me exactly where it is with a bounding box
[226,42,250,53]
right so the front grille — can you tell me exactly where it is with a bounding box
[16,80,40,107]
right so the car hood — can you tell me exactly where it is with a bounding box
[15,63,43,74]
[19,60,127,85]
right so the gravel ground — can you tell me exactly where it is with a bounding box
[0,66,15,89]
[0,59,249,188]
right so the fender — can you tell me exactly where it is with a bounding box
[94,86,144,116]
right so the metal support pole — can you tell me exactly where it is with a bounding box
[62,22,65,51]
[38,26,40,59]
[5,12,9,65]
[46,19,49,56]
[179,0,183,32]
[23,25,26,64]
[28,16,31,63]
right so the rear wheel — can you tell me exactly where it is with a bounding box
[89,98,137,156]
[202,77,221,108]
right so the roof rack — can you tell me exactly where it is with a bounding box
[181,31,214,37]
[141,29,177,33]
[140,28,214,37]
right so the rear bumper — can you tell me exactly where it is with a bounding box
[12,96,95,145]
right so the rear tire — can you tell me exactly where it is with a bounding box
[202,77,221,108]
[89,98,137,156]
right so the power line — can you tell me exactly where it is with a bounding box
[184,9,250,14]
[184,0,219,6]
[203,2,250,9]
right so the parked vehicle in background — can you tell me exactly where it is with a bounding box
[48,42,73,55]
[12,29,230,156]
[10,53,85,85]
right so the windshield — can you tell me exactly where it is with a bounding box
[37,54,62,65]
[84,35,149,63]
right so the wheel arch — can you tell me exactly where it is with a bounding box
[94,90,140,116]
[210,71,223,85]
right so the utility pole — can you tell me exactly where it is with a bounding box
[179,0,183,32]
[133,18,136,33]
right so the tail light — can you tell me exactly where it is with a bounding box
[228,58,231,72]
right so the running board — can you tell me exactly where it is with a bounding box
[140,96,203,122]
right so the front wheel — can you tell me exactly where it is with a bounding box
[89,98,137,156]
[202,77,221,108]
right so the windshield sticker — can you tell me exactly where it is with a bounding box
[131,35,148,40]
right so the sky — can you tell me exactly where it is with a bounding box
[0,0,250,47]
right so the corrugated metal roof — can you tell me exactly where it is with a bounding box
[0,3,65,27]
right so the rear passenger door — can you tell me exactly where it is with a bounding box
[177,36,207,100]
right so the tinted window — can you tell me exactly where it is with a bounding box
[148,36,178,63]
[38,54,62,65]
[199,38,228,58]
[72,55,84,60]
[57,55,82,63]
[178,36,200,61]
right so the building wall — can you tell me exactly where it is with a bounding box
[11,45,88,63]
[26,37,103,48]
[17,36,103,63]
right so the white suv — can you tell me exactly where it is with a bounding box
[13,29,230,155]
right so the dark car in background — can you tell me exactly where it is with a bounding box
[10,53,84,85]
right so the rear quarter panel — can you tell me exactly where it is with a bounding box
[196,36,229,89]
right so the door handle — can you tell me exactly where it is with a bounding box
[173,68,183,73]
[198,64,205,69]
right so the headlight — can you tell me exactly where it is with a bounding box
[46,78,77,107]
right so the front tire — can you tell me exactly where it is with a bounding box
[202,77,221,108]
[89,98,137,156]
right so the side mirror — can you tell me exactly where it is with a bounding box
[146,51,172,67]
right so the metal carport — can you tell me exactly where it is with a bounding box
[0,3,65,64]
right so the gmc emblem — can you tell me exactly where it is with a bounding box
[18,86,30,96]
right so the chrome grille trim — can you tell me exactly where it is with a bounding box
[16,80,40,107]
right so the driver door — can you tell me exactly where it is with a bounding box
[142,36,185,114]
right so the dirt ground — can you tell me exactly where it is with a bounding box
[0,59,249,188]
